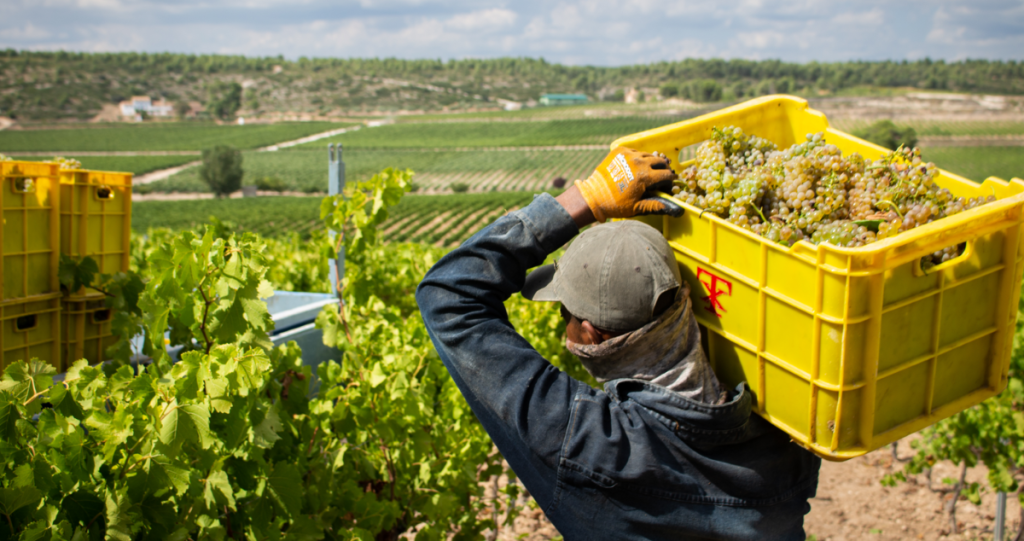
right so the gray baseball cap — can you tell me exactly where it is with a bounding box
[522,220,682,333]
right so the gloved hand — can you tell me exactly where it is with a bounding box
[575,147,682,222]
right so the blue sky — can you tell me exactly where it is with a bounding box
[2,0,1022,65]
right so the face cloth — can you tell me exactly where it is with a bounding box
[566,287,725,405]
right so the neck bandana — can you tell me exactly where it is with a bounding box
[566,286,725,405]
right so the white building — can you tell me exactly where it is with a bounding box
[119,96,175,118]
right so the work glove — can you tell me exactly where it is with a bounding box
[575,147,683,223]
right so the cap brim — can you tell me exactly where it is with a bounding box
[522,264,561,302]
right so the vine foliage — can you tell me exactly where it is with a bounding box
[0,168,510,540]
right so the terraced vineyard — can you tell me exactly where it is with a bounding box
[0,121,351,151]
[10,154,197,175]
[144,148,605,194]
[293,116,692,149]
[379,192,536,245]
[923,146,1024,182]
[132,192,543,247]
[830,118,1024,137]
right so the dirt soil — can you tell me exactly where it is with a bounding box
[478,438,1016,541]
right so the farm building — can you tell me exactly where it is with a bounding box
[119,96,174,118]
[539,94,588,106]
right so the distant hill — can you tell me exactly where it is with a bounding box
[1,50,1022,122]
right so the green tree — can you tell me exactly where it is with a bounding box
[206,81,242,120]
[853,120,918,150]
[660,83,680,98]
[173,99,191,119]
[199,145,243,198]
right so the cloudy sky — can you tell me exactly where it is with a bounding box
[2,0,1022,65]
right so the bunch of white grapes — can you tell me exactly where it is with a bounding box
[670,126,996,263]
[51,156,82,170]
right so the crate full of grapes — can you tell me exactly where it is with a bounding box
[616,95,1024,460]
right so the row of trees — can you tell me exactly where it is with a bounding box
[2,50,1022,120]
[3,50,1021,95]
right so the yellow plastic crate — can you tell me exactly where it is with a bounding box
[615,95,1024,461]
[0,294,61,372]
[1,161,60,301]
[60,289,116,368]
[59,169,132,276]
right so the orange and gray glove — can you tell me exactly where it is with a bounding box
[575,147,683,222]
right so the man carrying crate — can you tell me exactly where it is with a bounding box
[417,147,821,541]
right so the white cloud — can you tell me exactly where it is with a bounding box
[446,8,517,31]
[0,0,1020,63]
[4,22,50,40]
[831,7,884,25]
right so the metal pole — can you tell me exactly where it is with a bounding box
[328,144,346,298]
[996,491,1007,541]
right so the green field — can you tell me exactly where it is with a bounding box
[144,147,606,194]
[0,121,351,152]
[294,117,688,149]
[132,192,541,245]
[133,196,324,236]
[924,146,1024,182]
[831,119,1024,137]
[11,154,198,175]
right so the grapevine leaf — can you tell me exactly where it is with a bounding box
[0,359,55,405]
[60,430,90,482]
[280,515,322,541]
[48,384,85,420]
[0,485,42,517]
[203,470,236,511]
[225,347,271,397]
[13,463,33,488]
[171,352,209,401]
[257,279,274,300]
[0,392,21,441]
[853,219,885,232]
[58,255,98,294]
[267,462,303,519]
[137,494,177,532]
[149,456,191,497]
[104,488,134,541]
[159,401,215,450]
[369,364,387,389]
[252,401,283,449]
[60,490,104,527]
[126,371,156,409]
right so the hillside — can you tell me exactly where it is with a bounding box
[2,50,1023,121]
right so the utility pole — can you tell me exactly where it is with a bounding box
[328,143,346,299]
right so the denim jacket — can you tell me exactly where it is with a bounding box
[416,194,821,541]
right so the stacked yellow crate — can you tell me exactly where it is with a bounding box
[0,161,62,371]
[58,169,132,367]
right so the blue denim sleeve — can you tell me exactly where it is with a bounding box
[416,193,580,511]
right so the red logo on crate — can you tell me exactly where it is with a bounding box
[697,267,732,317]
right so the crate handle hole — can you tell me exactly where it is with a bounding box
[15,315,37,332]
[917,241,972,275]
[92,309,112,323]
[95,186,114,200]
[12,177,35,193]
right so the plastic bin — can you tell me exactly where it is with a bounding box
[60,289,116,368]
[1,161,60,301]
[615,95,1024,460]
[59,169,132,277]
[0,294,61,372]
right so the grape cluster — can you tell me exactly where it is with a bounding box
[51,156,82,170]
[671,126,997,256]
